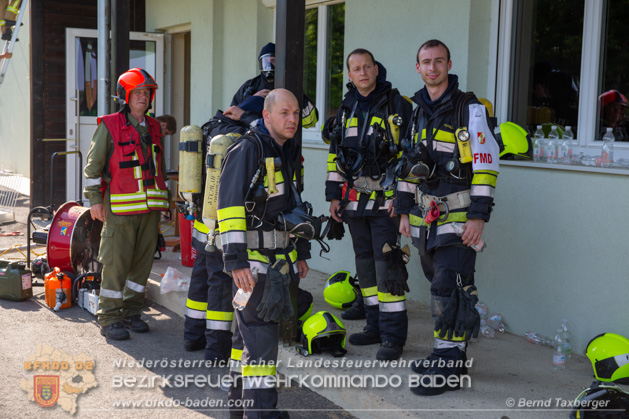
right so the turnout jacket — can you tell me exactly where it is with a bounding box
[231,74,318,129]
[394,75,500,249]
[324,69,412,217]
[217,122,311,273]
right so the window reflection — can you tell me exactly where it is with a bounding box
[597,0,629,141]
[510,0,584,137]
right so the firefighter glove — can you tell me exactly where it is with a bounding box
[281,264,294,321]
[455,285,480,340]
[326,219,345,240]
[382,243,410,296]
[256,259,289,323]
[434,288,460,340]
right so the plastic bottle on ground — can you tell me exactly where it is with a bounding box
[480,326,495,339]
[560,319,572,359]
[553,328,566,370]
[486,313,505,332]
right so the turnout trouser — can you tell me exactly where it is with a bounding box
[347,215,408,346]
[184,237,234,361]
[228,248,299,419]
[96,205,160,326]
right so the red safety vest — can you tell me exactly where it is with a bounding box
[98,112,169,215]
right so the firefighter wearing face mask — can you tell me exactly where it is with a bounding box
[395,39,500,396]
[223,42,318,130]
[219,89,313,419]
[322,48,412,361]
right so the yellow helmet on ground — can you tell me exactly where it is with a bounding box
[586,333,629,384]
[323,271,358,310]
[298,311,347,357]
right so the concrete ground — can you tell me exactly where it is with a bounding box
[0,194,604,418]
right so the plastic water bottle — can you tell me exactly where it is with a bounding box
[602,127,615,168]
[561,319,572,359]
[553,328,566,370]
[232,267,258,311]
[232,289,252,311]
[480,326,495,339]
[525,331,553,347]
[475,302,488,319]
[547,126,560,163]
[486,313,505,333]
[561,126,574,164]
[451,223,486,252]
[533,125,545,162]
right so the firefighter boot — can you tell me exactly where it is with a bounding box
[410,344,467,396]
[411,294,469,374]
[376,341,403,360]
[122,315,150,333]
[101,322,131,340]
[341,291,365,320]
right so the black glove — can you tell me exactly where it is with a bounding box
[280,263,294,322]
[455,285,480,340]
[434,288,460,340]
[256,259,288,323]
[382,243,410,296]
[326,219,345,240]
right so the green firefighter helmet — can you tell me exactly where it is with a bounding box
[499,122,533,160]
[586,333,629,384]
[323,271,358,310]
[299,311,347,357]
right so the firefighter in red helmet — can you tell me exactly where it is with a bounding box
[84,68,170,341]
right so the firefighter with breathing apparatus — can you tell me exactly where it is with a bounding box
[322,48,412,361]
[395,39,500,396]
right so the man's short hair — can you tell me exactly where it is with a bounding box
[156,114,177,134]
[416,39,451,64]
[346,48,376,70]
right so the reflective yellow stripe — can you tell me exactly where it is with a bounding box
[421,128,455,143]
[247,250,269,264]
[207,310,234,321]
[472,171,498,187]
[409,213,427,227]
[186,299,207,311]
[327,153,338,172]
[276,249,298,263]
[110,192,145,201]
[242,364,276,377]
[347,118,358,128]
[361,286,377,297]
[434,330,467,341]
[193,220,209,234]
[302,111,317,128]
[219,218,247,232]
[437,211,468,226]
[378,292,406,302]
[218,206,246,220]
[231,348,243,361]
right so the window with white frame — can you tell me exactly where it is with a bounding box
[302,1,345,145]
[498,0,629,165]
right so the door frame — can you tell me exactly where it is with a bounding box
[65,28,164,203]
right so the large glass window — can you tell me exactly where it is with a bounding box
[302,1,345,140]
[510,0,584,137]
[597,0,629,141]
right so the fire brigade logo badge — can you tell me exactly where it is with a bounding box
[34,375,59,407]
[60,227,68,236]
[477,132,486,144]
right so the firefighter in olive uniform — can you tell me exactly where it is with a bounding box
[322,49,412,361]
[84,68,169,341]
[219,89,310,419]
[395,40,500,395]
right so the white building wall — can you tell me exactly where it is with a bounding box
[0,5,30,176]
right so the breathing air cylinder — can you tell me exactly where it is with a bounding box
[202,134,235,251]
[178,125,203,204]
